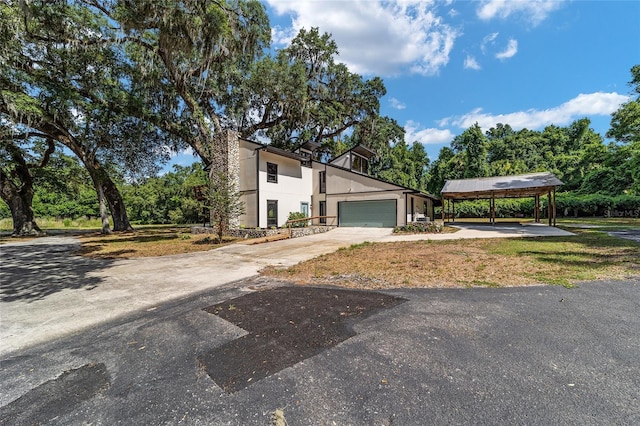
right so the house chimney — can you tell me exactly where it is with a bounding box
[209,129,240,229]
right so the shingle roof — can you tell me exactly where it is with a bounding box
[441,172,563,199]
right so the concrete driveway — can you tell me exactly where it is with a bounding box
[0,224,575,355]
[0,228,392,355]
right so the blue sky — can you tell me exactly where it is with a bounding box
[169,0,639,169]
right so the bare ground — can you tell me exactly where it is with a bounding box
[261,231,640,289]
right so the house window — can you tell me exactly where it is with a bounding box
[351,154,369,174]
[319,171,326,193]
[319,201,326,224]
[267,200,278,227]
[267,162,278,183]
[300,202,309,217]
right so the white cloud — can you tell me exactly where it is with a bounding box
[266,0,459,76]
[168,146,194,158]
[476,0,564,26]
[405,120,455,145]
[495,39,518,60]
[481,32,499,54]
[389,97,407,110]
[464,55,481,70]
[444,92,630,131]
[271,26,296,46]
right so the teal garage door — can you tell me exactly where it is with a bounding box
[338,200,397,227]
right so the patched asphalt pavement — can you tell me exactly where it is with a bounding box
[1,277,639,425]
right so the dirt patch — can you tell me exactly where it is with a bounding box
[76,228,237,259]
[198,286,405,393]
[262,239,538,289]
[261,232,640,289]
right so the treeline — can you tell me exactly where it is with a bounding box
[426,109,640,219]
[0,157,208,225]
[427,118,639,196]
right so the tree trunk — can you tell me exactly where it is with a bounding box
[97,185,111,234]
[85,163,133,232]
[0,171,44,237]
[4,116,133,232]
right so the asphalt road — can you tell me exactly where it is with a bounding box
[1,277,638,425]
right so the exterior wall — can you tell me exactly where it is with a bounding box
[311,163,408,227]
[329,152,350,169]
[239,140,258,192]
[238,139,260,227]
[257,151,312,228]
[405,194,434,222]
[239,192,258,228]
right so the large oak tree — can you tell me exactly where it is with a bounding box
[1,1,173,231]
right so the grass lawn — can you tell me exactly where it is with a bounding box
[261,228,640,289]
[76,228,238,258]
[556,217,640,229]
[0,223,236,259]
[444,216,639,229]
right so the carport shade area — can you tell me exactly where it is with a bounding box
[441,172,564,225]
[338,199,397,228]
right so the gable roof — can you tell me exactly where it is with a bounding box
[322,161,439,201]
[259,144,308,162]
[441,172,563,200]
[329,144,376,165]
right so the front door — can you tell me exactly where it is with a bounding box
[267,200,278,227]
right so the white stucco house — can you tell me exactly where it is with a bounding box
[233,138,438,228]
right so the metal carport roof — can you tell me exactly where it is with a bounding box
[440,172,564,226]
[441,172,563,200]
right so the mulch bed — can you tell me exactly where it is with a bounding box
[198,286,405,393]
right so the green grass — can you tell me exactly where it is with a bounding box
[0,216,110,231]
[485,228,640,287]
[263,227,640,289]
[556,217,640,229]
[0,217,195,232]
[443,216,639,229]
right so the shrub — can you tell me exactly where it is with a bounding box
[394,222,444,234]
[286,211,309,227]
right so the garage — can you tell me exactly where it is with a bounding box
[338,199,397,227]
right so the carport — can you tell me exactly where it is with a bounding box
[441,172,564,226]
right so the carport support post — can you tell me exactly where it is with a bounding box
[452,200,455,223]
[548,191,552,226]
[552,189,557,227]
[441,197,445,222]
[535,194,540,223]
[490,195,495,225]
